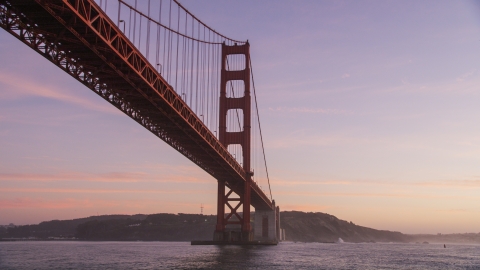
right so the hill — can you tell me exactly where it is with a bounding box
[281,211,407,243]
[2,211,478,243]
[75,213,217,241]
[2,214,147,239]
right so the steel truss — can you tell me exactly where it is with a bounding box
[0,0,272,210]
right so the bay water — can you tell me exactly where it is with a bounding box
[0,241,479,269]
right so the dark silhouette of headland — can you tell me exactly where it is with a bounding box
[1,211,479,243]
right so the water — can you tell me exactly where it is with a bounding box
[0,241,479,269]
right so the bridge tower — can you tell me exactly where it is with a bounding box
[214,42,253,242]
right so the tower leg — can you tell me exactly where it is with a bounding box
[241,177,253,241]
[213,180,225,241]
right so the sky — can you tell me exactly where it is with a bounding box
[1,0,480,234]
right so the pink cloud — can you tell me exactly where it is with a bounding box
[267,133,370,149]
[434,208,471,213]
[268,107,349,114]
[0,171,211,184]
[260,78,325,91]
[377,75,480,95]
[0,187,214,195]
[274,190,480,200]
[273,179,354,187]
[0,172,146,183]
[456,69,476,82]
[0,198,92,209]
[416,179,480,188]
[0,72,119,114]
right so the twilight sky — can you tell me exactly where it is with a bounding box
[1,0,480,234]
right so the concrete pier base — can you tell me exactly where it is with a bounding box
[191,240,277,246]
[254,201,280,242]
[213,230,253,242]
[194,201,283,246]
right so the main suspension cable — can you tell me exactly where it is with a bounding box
[119,0,246,45]
[249,58,272,201]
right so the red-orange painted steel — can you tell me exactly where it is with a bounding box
[0,0,273,213]
[217,43,254,239]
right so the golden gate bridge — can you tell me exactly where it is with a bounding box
[0,0,280,244]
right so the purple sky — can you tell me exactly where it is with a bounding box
[1,0,480,234]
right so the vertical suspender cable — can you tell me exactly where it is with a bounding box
[128,8,132,39]
[155,1,161,74]
[190,17,194,107]
[133,0,137,46]
[115,0,269,199]
[206,30,210,127]
[138,11,142,52]
[146,0,151,60]
[117,0,120,26]
[167,0,172,82]
[175,4,180,91]
[195,21,199,113]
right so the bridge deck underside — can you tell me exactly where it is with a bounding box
[1,0,271,210]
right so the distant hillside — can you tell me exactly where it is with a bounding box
[2,211,479,243]
[281,211,407,243]
[409,233,480,244]
[2,214,147,239]
[75,213,217,241]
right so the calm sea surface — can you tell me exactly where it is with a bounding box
[0,241,479,269]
